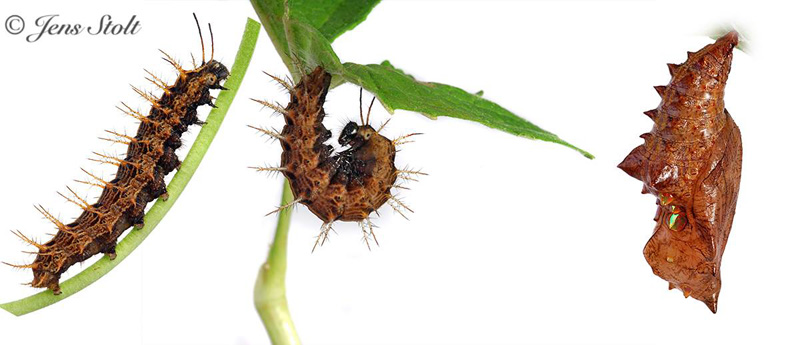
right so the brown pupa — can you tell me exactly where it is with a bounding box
[6,16,229,294]
[618,32,742,313]
[252,67,422,250]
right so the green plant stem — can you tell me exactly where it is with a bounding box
[0,18,261,317]
[254,179,301,345]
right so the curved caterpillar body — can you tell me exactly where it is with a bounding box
[618,32,742,313]
[8,17,229,294]
[254,67,421,250]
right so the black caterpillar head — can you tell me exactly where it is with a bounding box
[202,60,230,89]
[338,121,376,149]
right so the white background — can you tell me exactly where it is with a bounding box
[0,0,797,344]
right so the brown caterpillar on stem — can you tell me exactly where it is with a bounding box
[618,32,742,313]
[252,66,423,251]
[4,14,229,295]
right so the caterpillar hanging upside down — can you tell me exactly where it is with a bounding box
[4,15,229,295]
[251,67,424,251]
[618,32,742,313]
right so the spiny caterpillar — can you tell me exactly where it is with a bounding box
[252,67,423,251]
[4,15,229,294]
[618,32,742,313]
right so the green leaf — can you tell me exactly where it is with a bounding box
[0,18,261,317]
[285,19,343,75]
[250,0,380,81]
[343,61,594,158]
[289,0,381,41]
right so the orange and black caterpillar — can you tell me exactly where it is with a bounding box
[252,67,423,250]
[618,32,742,313]
[5,15,229,294]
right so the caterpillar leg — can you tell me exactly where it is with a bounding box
[148,170,169,201]
[132,213,145,230]
[159,147,182,173]
[49,282,62,295]
[102,244,118,260]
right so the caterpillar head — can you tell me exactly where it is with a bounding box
[201,60,230,89]
[338,121,377,149]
